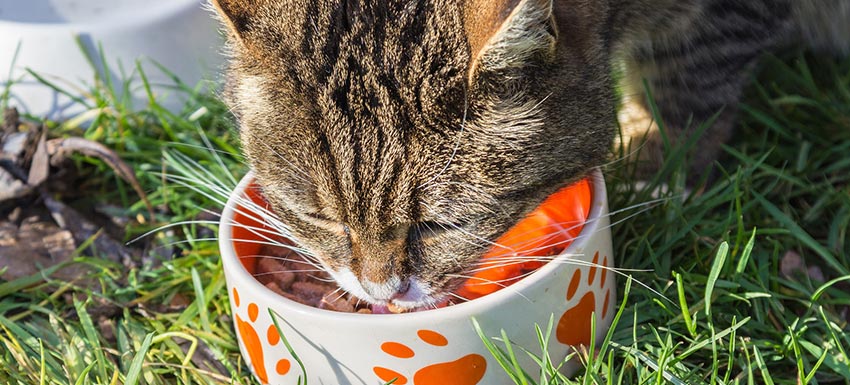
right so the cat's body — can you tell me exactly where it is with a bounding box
[211,0,849,309]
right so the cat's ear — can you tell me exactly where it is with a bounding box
[208,0,263,46]
[465,0,557,76]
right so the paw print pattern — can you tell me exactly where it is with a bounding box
[232,287,292,384]
[556,252,612,346]
[373,329,487,385]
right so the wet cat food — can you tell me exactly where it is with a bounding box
[253,245,375,313]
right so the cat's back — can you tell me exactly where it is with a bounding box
[793,1,850,55]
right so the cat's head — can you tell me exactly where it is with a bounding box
[212,0,615,309]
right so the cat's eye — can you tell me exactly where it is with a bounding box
[412,221,456,239]
[385,221,454,241]
[301,212,349,237]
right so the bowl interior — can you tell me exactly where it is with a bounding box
[457,178,592,299]
[229,176,594,306]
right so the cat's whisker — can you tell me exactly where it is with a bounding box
[188,188,298,238]
[163,175,238,210]
[501,196,670,249]
[128,220,220,245]
[596,134,652,170]
[329,287,348,303]
[238,245,327,272]
[252,269,325,277]
[220,216,303,251]
[445,291,471,303]
[422,220,497,251]
[156,150,337,281]
[461,261,534,274]
[418,82,469,190]
[195,124,241,187]
[456,269,540,286]
[165,141,248,162]
[417,181,502,216]
[306,274,336,283]
[165,173,238,205]
[259,140,314,185]
[419,186,671,258]
[154,237,290,252]
[420,202,508,250]
[239,251,323,264]
[246,260,324,270]
[133,206,307,257]
[459,254,672,305]
[465,254,650,273]
[164,174,232,200]
[471,197,669,257]
[464,257,560,272]
[164,151,238,194]
[445,273,532,304]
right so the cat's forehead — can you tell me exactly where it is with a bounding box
[269,0,470,85]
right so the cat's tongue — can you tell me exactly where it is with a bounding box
[371,304,392,314]
[371,302,418,314]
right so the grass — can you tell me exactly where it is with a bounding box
[1,48,850,385]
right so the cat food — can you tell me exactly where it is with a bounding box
[251,178,591,314]
[253,245,375,313]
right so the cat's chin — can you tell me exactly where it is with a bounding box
[326,267,445,312]
[385,288,449,313]
[370,295,450,314]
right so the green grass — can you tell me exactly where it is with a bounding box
[2,49,850,385]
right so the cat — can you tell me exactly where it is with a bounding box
[209,0,850,310]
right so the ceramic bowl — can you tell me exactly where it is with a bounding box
[219,169,616,385]
[0,0,222,119]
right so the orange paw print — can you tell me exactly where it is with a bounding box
[372,330,487,385]
[556,252,613,346]
[231,287,292,384]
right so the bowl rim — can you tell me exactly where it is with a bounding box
[219,168,609,323]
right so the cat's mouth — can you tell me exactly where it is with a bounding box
[326,268,446,312]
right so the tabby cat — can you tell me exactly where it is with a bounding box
[210,0,850,309]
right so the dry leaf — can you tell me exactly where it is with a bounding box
[46,137,156,222]
[27,131,49,186]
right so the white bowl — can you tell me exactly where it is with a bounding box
[0,0,222,119]
[219,170,616,385]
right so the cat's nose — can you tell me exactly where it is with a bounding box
[362,276,410,301]
[389,279,411,300]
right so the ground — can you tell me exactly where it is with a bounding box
[0,50,849,384]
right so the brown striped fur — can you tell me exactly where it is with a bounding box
[210,0,849,306]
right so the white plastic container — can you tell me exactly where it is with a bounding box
[0,0,223,119]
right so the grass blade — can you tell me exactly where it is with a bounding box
[753,192,849,276]
[125,333,153,385]
[705,242,728,317]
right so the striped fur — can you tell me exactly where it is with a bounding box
[617,0,849,179]
[211,0,848,307]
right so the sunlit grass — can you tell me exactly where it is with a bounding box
[1,49,849,384]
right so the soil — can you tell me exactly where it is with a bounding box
[0,108,153,284]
